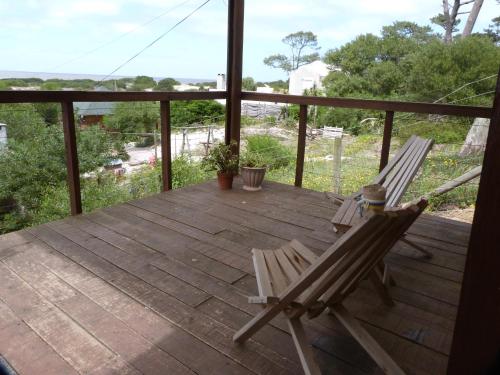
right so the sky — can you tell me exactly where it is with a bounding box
[1,0,498,82]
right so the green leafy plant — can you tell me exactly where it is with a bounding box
[240,151,267,168]
[245,135,293,169]
[202,142,239,173]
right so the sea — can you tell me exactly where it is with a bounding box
[0,70,211,84]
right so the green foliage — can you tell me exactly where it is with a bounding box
[171,156,211,189]
[155,78,180,91]
[264,31,320,73]
[395,118,470,144]
[103,101,159,138]
[0,103,47,141]
[244,135,293,169]
[0,122,113,232]
[242,77,257,91]
[131,75,157,91]
[240,151,267,168]
[170,100,224,127]
[323,22,498,105]
[34,103,59,125]
[202,142,239,173]
[406,36,500,103]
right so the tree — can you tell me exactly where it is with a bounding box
[324,34,381,75]
[431,0,485,43]
[0,110,113,232]
[154,78,180,91]
[34,103,59,125]
[242,77,257,91]
[462,0,484,37]
[103,102,160,143]
[130,76,156,91]
[264,31,320,74]
[170,100,225,127]
[407,35,500,103]
[483,15,500,44]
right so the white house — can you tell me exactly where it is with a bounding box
[0,123,7,149]
[288,60,331,95]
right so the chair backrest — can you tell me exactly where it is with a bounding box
[373,135,433,207]
[278,199,427,311]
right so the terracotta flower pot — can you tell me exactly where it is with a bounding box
[217,171,234,190]
[241,167,266,191]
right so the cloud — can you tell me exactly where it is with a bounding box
[112,22,143,33]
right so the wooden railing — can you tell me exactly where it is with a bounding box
[0,89,494,214]
[0,90,227,215]
[241,91,494,188]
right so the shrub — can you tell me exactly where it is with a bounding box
[395,118,470,144]
[244,135,294,170]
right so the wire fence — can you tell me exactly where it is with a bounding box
[0,99,489,234]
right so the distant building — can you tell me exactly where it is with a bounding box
[0,123,7,149]
[74,87,115,127]
[216,74,226,90]
[256,85,274,94]
[173,83,200,92]
[288,61,333,95]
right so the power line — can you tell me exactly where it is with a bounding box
[433,74,496,103]
[49,0,195,71]
[97,0,211,85]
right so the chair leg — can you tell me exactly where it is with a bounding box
[287,318,322,375]
[369,270,395,307]
[233,304,283,343]
[329,304,406,375]
[377,262,396,287]
[400,236,433,258]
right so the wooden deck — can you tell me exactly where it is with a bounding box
[0,180,469,375]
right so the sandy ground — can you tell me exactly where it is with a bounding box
[430,207,475,223]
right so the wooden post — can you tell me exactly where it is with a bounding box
[447,69,500,374]
[225,1,234,145]
[379,111,394,172]
[332,136,342,194]
[295,105,308,187]
[227,0,244,152]
[61,101,82,215]
[160,101,172,191]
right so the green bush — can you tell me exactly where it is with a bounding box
[244,135,294,170]
[395,118,470,144]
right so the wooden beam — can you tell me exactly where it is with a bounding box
[379,111,394,172]
[228,0,244,152]
[160,101,172,191]
[61,102,82,215]
[0,90,227,103]
[295,105,308,187]
[241,92,492,118]
[448,68,500,374]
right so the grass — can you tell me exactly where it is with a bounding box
[262,129,481,212]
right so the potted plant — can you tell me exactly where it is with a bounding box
[240,152,267,191]
[202,142,239,190]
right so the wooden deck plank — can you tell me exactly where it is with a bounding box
[0,180,471,375]
[0,300,79,375]
[19,240,255,375]
[0,262,127,375]
[3,249,195,375]
[27,225,298,375]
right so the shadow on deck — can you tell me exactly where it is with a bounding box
[0,180,469,375]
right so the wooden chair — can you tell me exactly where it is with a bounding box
[332,165,482,258]
[234,199,427,375]
[330,135,433,258]
[329,135,434,209]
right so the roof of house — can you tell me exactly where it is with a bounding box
[74,86,115,116]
